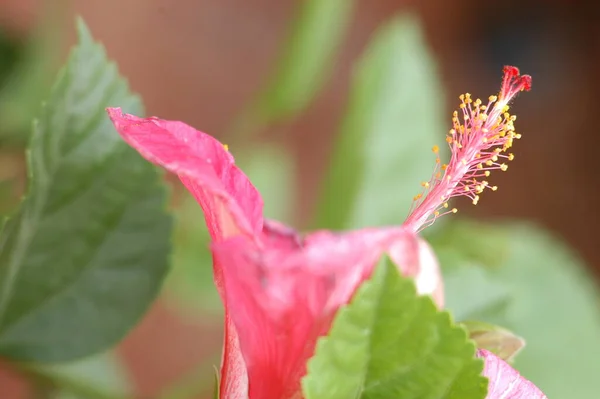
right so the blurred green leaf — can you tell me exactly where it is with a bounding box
[442,221,600,399]
[0,19,172,362]
[302,258,487,399]
[246,0,354,127]
[28,351,132,399]
[314,15,446,230]
[460,321,525,363]
[0,1,66,144]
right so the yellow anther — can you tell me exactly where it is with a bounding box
[432,145,439,154]
[443,202,449,208]
[459,94,465,101]
[434,211,440,217]
[452,208,458,214]
[491,186,498,191]
[223,144,229,151]
[489,95,497,102]
[477,163,483,169]
[484,171,490,177]
[486,160,494,166]
[508,153,515,161]
[515,133,522,139]
[441,164,448,170]
[421,182,430,188]
[473,195,480,205]
[446,136,453,144]
[500,164,508,171]
[413,193,422,201]
[492,155,498,162]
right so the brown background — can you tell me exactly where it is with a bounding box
[1,0,599,397]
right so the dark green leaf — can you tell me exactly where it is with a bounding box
[314,15,446,230]
[442,221,600,399]
[302,258,487,399]
[0,19,172,362]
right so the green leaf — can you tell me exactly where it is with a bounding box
[302,258,487,399]
[248,0,355,126]
[442,221,600,399]
[460,321,525,363]
[0,18,172,362]
[29,351,132,399]
[0,2,66,144]
[314,15,446,230]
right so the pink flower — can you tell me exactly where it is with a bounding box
[106,108,442,399]
[404,66,532,232]
[106,65,542,399]
[478,350,547,399]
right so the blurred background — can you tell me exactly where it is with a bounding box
[1,0,599,398]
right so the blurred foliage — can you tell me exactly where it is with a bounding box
[439,220,600,399]
[0,3,64,145]
[314,15,446,231]
[0,20,171,362]
[234,0,355,137]
[28,351,132,399]
[303,258,487,399]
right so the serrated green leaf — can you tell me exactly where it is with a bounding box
[0,18,172,362]
[442,221,600,399]
[251,0,354,125]
[314,15,446,231]
[302,258,487,399]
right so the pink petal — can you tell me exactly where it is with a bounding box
[212,227,444,399]
[106,108,263,241]
[107,108,263,398]
[478,349,547,399]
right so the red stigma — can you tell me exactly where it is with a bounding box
[503,65,520,78]
[520,75,532,91]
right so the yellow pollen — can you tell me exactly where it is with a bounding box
[446,136,453,144]
[500,164,508,171]
[484,171,490,177]
[508,153,515,161]
[452,208,458,213]
[486,160,494,166]
[473,195,480,205]
[491,186,498,191]
[489,95,497,102]
[432,145,439,154]
[443,202,449,208]
[421,182,430,188]
[413,193,422,201]
[434,211,440,217]
[441,164,448,170]
[223,144,229,151]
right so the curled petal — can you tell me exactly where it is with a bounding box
[478,349,547,399]
[107,108,263,241]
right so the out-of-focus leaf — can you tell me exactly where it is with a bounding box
[29,351,132,399]
[314,15,446,230]
[0,1,66,144]
[248,0,354,126]
[0,19,172,362]
[302,258,487,399]
[442,220,600,399]
[461,321,525,363]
